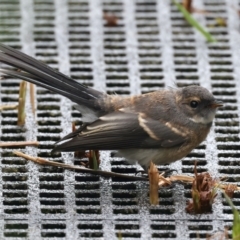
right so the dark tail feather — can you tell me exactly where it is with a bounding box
[0,43,104,108]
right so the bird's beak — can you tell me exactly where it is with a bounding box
[209,100,223,108]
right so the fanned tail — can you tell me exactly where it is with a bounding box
[0,43,104,110]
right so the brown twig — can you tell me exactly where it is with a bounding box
[11,151,240,194]
[0,141,39,147]
[13,151,148,181]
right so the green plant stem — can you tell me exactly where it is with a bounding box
[172,0,216,43]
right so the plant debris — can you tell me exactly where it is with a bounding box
[148,162,159,205]
[224,184,238,198]
[186,163,217,214]
[72,122,100,169]
[87,150,100,170]
[223,192,240,240]
[206,228,229,240]
[184,163,239,215]
[182,0,192,13]
[30,83,35,116]
[72,122,86,158]
[17,81,27,126]
[0,141,39,147]
[103,12,118,26]
[214,17,227,27]
[11,151,240,206]
[173,0,216,42]
[13,151,148,181]
[0,104,18,111]
[181,0,207,14]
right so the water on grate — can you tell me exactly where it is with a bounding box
[0,0,240,239]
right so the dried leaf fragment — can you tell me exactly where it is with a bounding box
[186,163,217,214]
[103,12,118,26]
[182,0,207,14]
[224,184,238,198]
[182,0,192,13]
[148,162,159,205]
[215,17,227,27]
[207,227,229,240]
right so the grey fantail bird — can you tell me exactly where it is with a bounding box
[0,43,223,170]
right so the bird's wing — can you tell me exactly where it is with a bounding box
[53,108,187,152]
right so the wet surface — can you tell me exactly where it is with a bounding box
[0,0,240,239]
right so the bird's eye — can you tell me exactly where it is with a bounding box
[190,101,198,108]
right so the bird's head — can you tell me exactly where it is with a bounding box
[176,85,223,124]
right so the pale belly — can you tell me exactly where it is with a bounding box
[117,145,194,169]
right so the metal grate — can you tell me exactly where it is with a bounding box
[0,0,240,239]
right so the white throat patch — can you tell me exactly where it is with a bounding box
[189,110,216,124]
